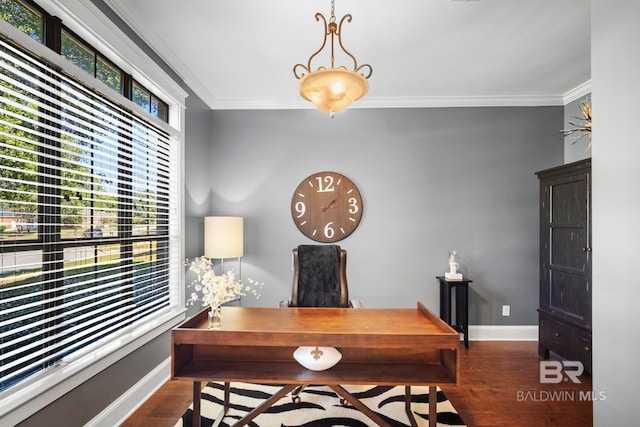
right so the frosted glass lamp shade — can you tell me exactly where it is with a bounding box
[297,68,369,114]
[204,216,243,258]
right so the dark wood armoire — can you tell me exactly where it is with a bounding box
[536,158,592,373]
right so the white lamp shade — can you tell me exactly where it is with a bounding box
[204,216,243,258]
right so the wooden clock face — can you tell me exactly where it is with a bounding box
[291,171,363,243]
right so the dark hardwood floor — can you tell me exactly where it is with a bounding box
[121,341,592,427]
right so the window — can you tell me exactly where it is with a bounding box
[61,28,122,95]
[61,29,94,75]
[132,80,168,122]
[0,0,167,122]
[0,33,180,394]
[0,0,42,41]
[96,56,122,93]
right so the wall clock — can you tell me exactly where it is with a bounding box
[291,171,363,243]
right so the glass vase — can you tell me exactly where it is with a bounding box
[208,305,222,329]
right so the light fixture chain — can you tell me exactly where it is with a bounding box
[330,0,336,23]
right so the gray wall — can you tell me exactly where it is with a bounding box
[199,106,563,325]
[592,0,640,424]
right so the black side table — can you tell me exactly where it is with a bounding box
[436,276,472,349]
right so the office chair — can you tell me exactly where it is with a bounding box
[281,244,361,404]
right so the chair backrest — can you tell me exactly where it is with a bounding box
[291,245,349,308]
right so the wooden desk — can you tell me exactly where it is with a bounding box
[172,302,459,427]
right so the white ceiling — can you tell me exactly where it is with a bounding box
[103,0,591,110]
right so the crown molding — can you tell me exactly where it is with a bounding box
[356,95,566,109]
[563,80,592,104]
[209,94,567,111]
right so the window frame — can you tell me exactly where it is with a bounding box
[1,0,170,122]
[0,0,187,424]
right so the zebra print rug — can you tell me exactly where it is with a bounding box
[175,382,466,427]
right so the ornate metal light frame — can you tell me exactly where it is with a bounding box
[293,0,372,117]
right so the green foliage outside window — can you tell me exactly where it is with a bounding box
[61,30,95,75]
[0,0,42,41]
[0,75,39,235]
[96,57,122,92]
[132,81,151,111]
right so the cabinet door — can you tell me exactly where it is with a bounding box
[540,171,591,325]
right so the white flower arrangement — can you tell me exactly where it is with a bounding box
[187,256,263,310]
[562,98,592,149]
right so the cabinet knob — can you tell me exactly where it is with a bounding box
[584,346,591,352]
[554,333,560,337]
[582,247,592,252]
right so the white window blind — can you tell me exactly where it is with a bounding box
[0,36,180,392]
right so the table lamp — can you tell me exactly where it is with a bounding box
[204,216,243,274]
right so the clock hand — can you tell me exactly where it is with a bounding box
[321,198,337,212]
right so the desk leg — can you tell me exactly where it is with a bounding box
[429,385,437,427]
[330,385,391,427]
[224,381,230,406]
[211,382,231,427]
[192,381,201,427]
[233,384,297,427]
[405,386,418,427]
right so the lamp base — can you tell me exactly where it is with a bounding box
[445,272,463,280]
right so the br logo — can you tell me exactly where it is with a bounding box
[540,361,584,384]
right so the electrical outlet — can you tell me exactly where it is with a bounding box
[502,305,510,316]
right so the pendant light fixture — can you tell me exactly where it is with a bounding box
[293,0,372,117]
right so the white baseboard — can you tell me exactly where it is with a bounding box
[468,324,538,341]
[86,357,171,427]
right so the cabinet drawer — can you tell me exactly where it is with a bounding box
[540,316,572,353]
[571,329,592,372]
